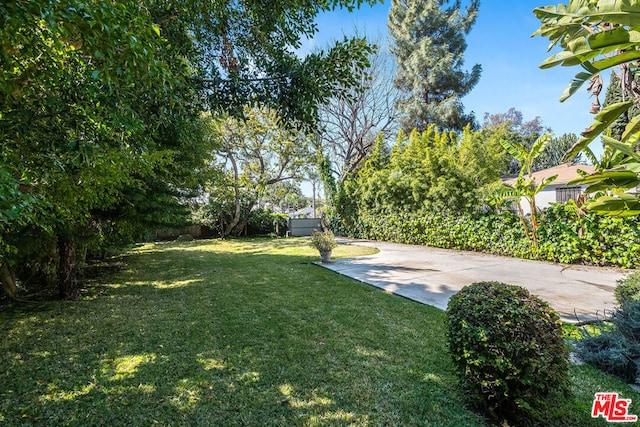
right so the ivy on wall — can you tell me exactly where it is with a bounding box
[332,202,640,269]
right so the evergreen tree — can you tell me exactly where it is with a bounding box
[388,0,481,132]
[533,133,585,171]
[602,71,640,141]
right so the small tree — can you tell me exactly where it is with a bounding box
[494,134,557,248]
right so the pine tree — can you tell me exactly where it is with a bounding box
[602,71,640,141]
[388,0,481,132]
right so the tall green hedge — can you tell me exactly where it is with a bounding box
[332,203,640,268]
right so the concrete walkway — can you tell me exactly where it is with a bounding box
[319,239,630,323]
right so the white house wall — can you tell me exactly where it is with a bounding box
[514,185,586,215]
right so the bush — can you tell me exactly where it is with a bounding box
[446,281,569,424]
[578,300,640,384]
[615,272,640,306]
[246,209,289,237]
[331,202,640,268]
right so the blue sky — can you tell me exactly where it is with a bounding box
[307,0,599,140]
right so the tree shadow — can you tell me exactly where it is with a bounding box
[0,239,487,426]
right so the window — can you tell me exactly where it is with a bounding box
[556,186,582,203]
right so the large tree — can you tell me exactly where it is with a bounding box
[179,0,377,127]
[0,0,380,298]
[209,107,313,237]
[388,0,481,132]
[318,35,400,184]
[0,0,198,298]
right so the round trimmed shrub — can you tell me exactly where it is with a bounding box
[446,281,569,424]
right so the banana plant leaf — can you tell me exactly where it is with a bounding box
[601,135,640,161]
[586,193,640,216]
[562,101,634,161]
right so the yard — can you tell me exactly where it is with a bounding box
[0,238,637,426]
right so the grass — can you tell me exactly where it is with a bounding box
[0,238,638,426]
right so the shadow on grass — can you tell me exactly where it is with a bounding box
[1,239,628,426]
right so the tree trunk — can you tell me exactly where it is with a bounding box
[0,263,18,299]
[528,196,539,250]
[223,149,242,238]
[224,209,241,238]
[516,202,531,243]
[58,238,78,299]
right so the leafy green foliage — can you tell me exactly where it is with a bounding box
[533,1,640,215]
[536,202,640,267]
[0,0,380,297]
[495,134,557,248]
[578,300,640,384]
[615,272,640,306]
[0,164,49,264]
[1,0,205,297]
[330,120,640,269]
[446,282,569,424]
[190,0,378,127]
[246,209,289,237]
[207,106,313,237]
[333,203,640,268]
[337,126,506,224]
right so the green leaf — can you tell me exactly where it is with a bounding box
[562,101,634,161]
[592,50,640,71]
[529,134,553,160]
[534,174,558,195]
[621,161,640,174]
[571,169,638,184]
[622,115,640,142]
[571,168,640,193]
[582,146,601,169]
[601,135,640,161]
[494,185,519,200]
[559,71,596,102]
[499,139,526,162]
[541,50,591,69]
[586,193,640,216]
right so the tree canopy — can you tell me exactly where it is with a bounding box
[207,107,313,237]
[388,0,481,132]
[0,0,379,298]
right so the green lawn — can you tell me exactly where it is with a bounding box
[0,238,638,426]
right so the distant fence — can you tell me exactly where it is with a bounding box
[288,218,322,237]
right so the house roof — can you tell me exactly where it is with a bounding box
[291,206,315,218]
[503,162,595,187]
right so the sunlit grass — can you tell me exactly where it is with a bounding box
[0,237,637,426]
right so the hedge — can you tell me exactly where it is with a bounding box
[332,203,640,268]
